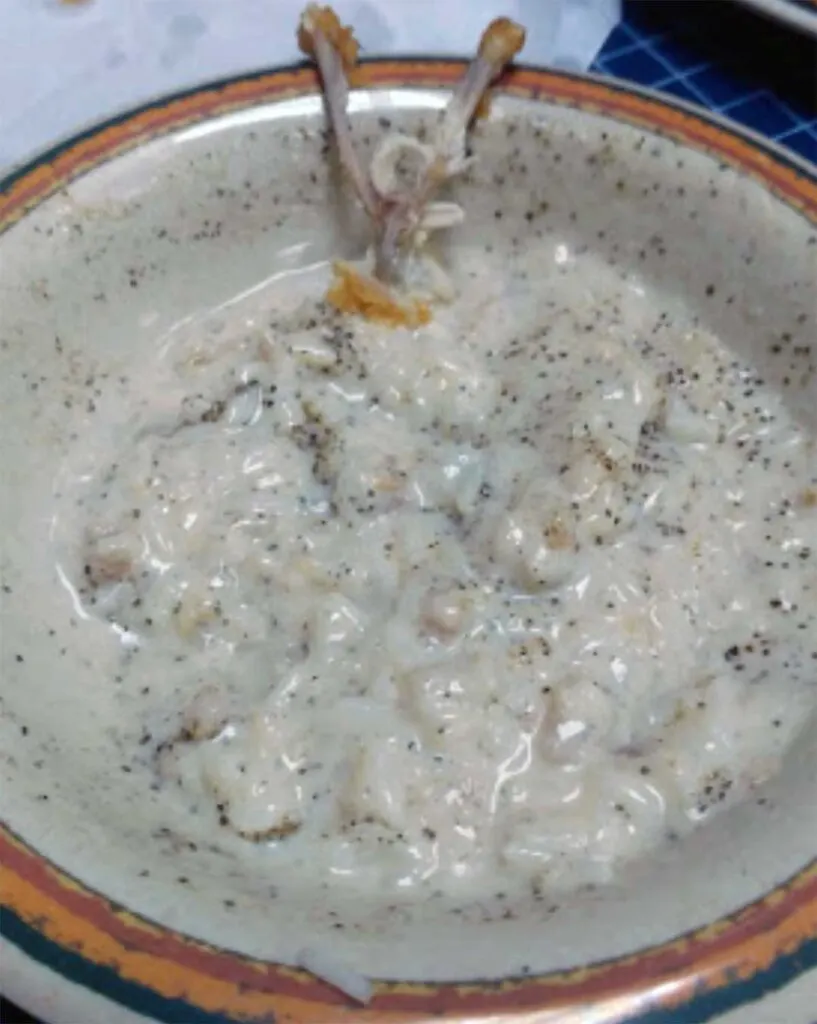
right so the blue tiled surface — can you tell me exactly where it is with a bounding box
[592,2,817,164]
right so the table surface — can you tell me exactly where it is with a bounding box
[1,1,815,1022]
[593,0,816,162]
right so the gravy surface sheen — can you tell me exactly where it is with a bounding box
[55,245,817,900]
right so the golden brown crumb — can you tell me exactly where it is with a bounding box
[326,262,431,329]
[298,4,359,73]
[474,94,492,123]
[238,818,302,842]
[470,20,526,124]
[544,518,574,551]
[800,488,817,509]
[478,17,526,66]
[85,552,132,586]
[179,718,224,743]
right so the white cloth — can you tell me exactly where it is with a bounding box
[0,0,620,172]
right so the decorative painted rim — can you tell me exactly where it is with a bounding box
[1,61,816,1024]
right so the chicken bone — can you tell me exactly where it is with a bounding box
[298,5,525,322]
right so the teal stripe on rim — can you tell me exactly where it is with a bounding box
[4,902,816,1024]
[3,909,231,1024]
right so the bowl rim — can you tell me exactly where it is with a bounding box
[1,58,816,1024]
[734,0,817,38]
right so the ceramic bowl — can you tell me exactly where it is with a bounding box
[1,61,815,1024]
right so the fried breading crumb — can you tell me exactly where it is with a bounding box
[326,262,431,328]
[298,4,359,72]
[478,17,526,65]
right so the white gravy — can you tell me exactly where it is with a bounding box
[54,245,817,899]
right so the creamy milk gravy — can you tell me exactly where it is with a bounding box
[53,244,817,899]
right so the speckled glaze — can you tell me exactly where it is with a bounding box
[1,62,816,1024]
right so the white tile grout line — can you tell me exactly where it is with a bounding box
[636,40,720,108]
[595,29,816,138]
[612,21,640,43]
[717,89,767,113]
[649,61,713,90]
[774,121,817,143]
[773,97,817,128]
[594,26,670,65]
[595,55,808,120]
[594,41,645,64]
[594,69,812,140]
[702,90,806,132]
[637,37,692,75]
[634,46,724,107]
[596,51,715,94]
